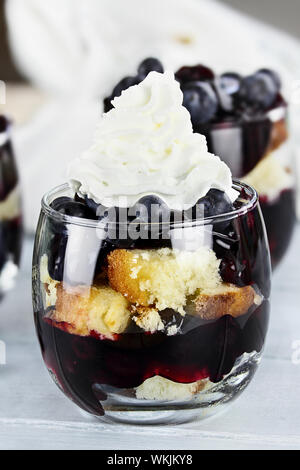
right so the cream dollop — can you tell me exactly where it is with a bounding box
[68,72,237,210]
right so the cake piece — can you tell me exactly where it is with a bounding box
[135,375,208,401]
[194,284,259,320]
[243,153,293,201]
[50,283,131,338]
[108,247,221,315]
[269,118,288,153]
[130,305,164,333]
[40,254,131,338]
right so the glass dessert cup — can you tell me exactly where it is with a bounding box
[0,116,23,296]
[32,182,271,425]
[197,105,296,269]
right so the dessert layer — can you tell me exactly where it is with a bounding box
[40,299,269,392]
[51,284,131,339]
[135,375,208,401]
[268,118,288,154]
[243,148,294,202]
[41,255,131,338]
[0,185,21,221]
[41,248,260,338]
[194,284,259,320]
[108,247,221,314]
[130,305,164,334]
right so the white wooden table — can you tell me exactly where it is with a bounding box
[0,228,300,450]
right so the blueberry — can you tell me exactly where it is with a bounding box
[131,195,169,223]
[202,189,234,233]
[103,71,145,114]
[182,81,218,126]
[112,76,140,99]
[127,196,170,244]
[197,189,233,218]
[257,68,281,91]
[50,197,95,220]
[74,193,85,203]
[95,206,135,249]
[47,198,96,282]
[138,58,164,79]
[103,96,114,113]
[237,73,278,111]
[220,72,242,96]
[175,65,214,84]
[84,197,105,217]
[85,197,121,224]
[50,197,73,211]
[213,78,234,113]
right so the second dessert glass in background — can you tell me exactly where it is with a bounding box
[104,59,296,269]
[174,64,296,269]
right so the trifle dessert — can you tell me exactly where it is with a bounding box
[33,72,271,424]
[104,59,296,268]
[0,116,22,295]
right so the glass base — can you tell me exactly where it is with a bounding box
[79,352,261,425]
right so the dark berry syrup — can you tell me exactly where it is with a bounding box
[37,300,269,416]
[260,189,296,269]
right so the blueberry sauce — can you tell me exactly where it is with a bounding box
[37,300,269,416]
[260,189,296,269]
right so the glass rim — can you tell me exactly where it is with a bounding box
[41,181,258,228]
[206,102,287,130]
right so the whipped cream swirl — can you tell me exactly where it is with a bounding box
[68,72,237,210]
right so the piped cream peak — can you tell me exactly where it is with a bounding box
[68,72,237,209]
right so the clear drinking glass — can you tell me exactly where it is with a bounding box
[0,116,23,296]
[32,182,271,424]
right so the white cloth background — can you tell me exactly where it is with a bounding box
[5,0,300,232]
